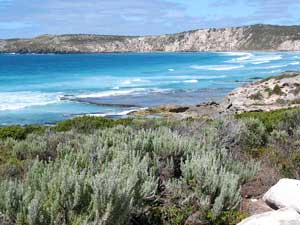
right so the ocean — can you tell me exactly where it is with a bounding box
[1,52,300,125]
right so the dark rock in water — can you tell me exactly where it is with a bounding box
[196,101,219,107]
[169,106,189,113]
[250,77,263,80]
[62,97,140,108]
[61,89,227,109]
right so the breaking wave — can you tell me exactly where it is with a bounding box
[227,53,282,64]
[191,65,244,71]
[183,79,198,83]
[0,92,60,111]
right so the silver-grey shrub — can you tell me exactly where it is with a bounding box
[0,124,259,224]
[179,145,259,217]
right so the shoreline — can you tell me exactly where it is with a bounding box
[2,71,300,126]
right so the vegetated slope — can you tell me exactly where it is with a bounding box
[1,24,300,53]
[1,108,300,224]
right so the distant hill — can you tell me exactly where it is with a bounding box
[1,24,300,53]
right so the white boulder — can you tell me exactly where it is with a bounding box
[263,179,300,212]
[237,208,300,225]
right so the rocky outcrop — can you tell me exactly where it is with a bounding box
[263,179,300,212]
[130,72,300,118]
[238,179,300,225]
[237,208,300,225]
[220,72,300,113]
[1,24,300,53]
[130,102,221,119]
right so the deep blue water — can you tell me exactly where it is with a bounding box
[1,52,300,125]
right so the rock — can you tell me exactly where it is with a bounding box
[220,72,300,113]
[240,199,274,216]
[169,106,190,113]
[263,179,300,212]
[237,208,300,225]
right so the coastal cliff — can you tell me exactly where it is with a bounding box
[1,24,300,53]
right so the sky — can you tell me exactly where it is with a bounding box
[0,0,300,38]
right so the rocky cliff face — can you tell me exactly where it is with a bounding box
[1,24,300,53]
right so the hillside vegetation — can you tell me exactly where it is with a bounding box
[0,108,300,225]
[1,24,300,53]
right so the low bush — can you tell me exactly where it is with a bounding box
[236,118,267,150]
[0,124,258,225]
[0,125,45,140]
[237,107,300,132]
[249,92,263,100]
[271,84,284,96]
[54,116,133,132]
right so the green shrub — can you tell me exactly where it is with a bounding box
[268,129,300,179]
[237,107,300,132]
[276,99,286,105]
[158,205,194,225]
[207,210,249,225]
[236,118,267,149]
[264,87,272,96]
[249,92,263,100]
[271,84,284,96]
[0,125,45,140]
[54,116,133,132]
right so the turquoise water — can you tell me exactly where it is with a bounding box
[1,52,300,125]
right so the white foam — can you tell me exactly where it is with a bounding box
[267,69,283,74]
[227,53,282,64]
[191,65,244,71]
[78,108,148,118]
[115,109,139,116]
[220,52,251,56]
[121,78,144,86]
[251,61,270,65]
[76,88,169,99]
[175,75,226,80]
[265,65,285,69]
[168,69,175,72]
[183,79,198,83]
[77,88,146,98]
[234,53,254,62]
[223,52,254,62]
[0,92,59,111]
[263,61,300,69]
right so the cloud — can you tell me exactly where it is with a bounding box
[208,0,300,24]
[0,0,201,37]
[0,0,299,38]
